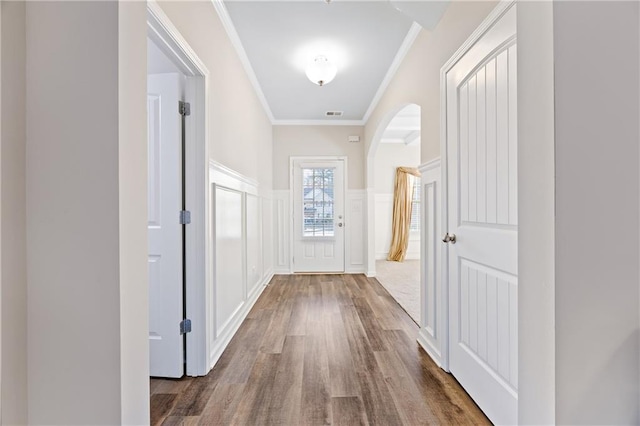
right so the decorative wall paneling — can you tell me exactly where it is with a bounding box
[209,161,274,369]
[345,190,366,273]
[416,159,444,366]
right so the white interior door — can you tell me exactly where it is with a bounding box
[148,73,184,378]
[444,5,518,424]
[292,159,345,273]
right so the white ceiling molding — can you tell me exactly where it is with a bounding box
[273,119,365,127]
[361,22,422,124]
[211,0,276,123]
[404,130,420,145]
[380,138,406,144]
[384,117,421,131]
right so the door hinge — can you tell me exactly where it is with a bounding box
[180,319,192,335]
[179,210,191,225]
[292,256,295,264]
[179,101,191,116]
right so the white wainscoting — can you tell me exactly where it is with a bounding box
[346,190,366,273]
[273,190,291,274]
[273,189,366,274]
[209,161,274,370]
[416,158,444,367]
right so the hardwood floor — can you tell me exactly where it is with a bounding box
[150,274,490,425]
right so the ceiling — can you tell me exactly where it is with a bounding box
[222,1,450,124]
[380,103,420,145]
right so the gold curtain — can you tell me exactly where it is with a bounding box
[387,167,421,262]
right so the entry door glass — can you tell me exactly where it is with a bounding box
[302,167,335,237]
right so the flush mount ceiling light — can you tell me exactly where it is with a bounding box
[305,55,337,87]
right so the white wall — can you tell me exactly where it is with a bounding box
[374,143,420,259]
[1,2,27,423]
[374,143,421,193]
[516,2,555,424]
[553,2,640,424]
[273,125,365,190]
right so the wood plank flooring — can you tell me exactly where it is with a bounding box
[150,274,490,425]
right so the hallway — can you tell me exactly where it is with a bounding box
[150,274,489,425]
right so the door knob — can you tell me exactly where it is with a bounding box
[338,223,343,228]
[442,233,457,244]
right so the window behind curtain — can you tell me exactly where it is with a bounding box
[410,179,420,231]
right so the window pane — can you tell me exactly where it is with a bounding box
[302,167,335,237]
[410,180,420,231]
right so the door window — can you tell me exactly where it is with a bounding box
[302,167,335,237]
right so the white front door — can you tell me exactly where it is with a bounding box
[292,159,345,273]
[444,5,518,424]
[148,73,184,378]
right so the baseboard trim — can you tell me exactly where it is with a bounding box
[208,271,274,370]
[417,329,446,371]
[273,270,367,275]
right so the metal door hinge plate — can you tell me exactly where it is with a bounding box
[180,319,192,335]
[179,101,191,116]
[180,210,191,225]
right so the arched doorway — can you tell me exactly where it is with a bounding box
[367,104,421,322]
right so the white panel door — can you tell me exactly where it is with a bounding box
[148,73,183,378]
[445,5,518,424]
[292,159,345,272]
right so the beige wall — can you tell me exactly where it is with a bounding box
[364,1,497,166]
[157,1,273,188]
[1,1,27,424]
[273,125,365,190]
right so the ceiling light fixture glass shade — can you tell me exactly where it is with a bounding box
[305,55,337,86]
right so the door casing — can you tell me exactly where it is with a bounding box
[147,2,210,377]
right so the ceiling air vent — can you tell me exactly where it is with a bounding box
[325,111,343,117]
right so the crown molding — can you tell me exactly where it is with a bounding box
[211,0,276,123]
[361,22,422,124]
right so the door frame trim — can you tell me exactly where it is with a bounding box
[289,156,348,274]
[147,1,210,377]
[438,0,516,373]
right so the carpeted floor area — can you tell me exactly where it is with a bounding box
[375,259,420,323]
